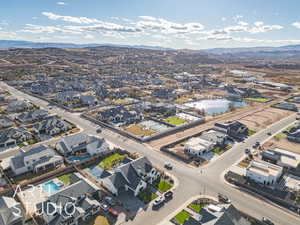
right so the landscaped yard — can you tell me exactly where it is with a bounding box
[275,133,287,140]
[98,153,126,170]
[173,210,191,224]
[247,130,256,136]
[188,203,206,213]
[58,173,71,184]
[138,188,158,204]
[164,116,187,126]
[212,147,223,155]
[155,179,173,193]
[125,124,156,137]
[245,97,270,103]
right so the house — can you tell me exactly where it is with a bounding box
[102,156,160,196]
[184,137,215,156]
[16,109,48,124]
[198,130,229,146]
[54,91,81,105]
[0,117,14,129]
[80,95,99,107]
[246,159,283,185]
[0,196,24,225]
[286,124,300,143]
[0,128,33,148]
[261,148,300,169]
[33,116,72,136]
[152,88,177,100]
[6,100,34,113]
[275,102,298,112]
[225,85,261,99]
[183,203,251,225]
[94,86,108,99]
[56,133,110,156]
[214,121,248,140]
[36,173,101,225]
[144,103,176,116]
[10,145,63,175]
[98,107,143,125]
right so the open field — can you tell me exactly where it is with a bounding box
[164,116,187,126]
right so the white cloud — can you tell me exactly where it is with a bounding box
[42,12,101,24]
[292,22,300,29]
[84,34,94,39]
[57,2,66,6]
[139,16,157,21]
[254,21,264,27]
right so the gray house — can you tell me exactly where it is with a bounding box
[16,109,49,124]
[0,128,33,148]
[6,100,34,113]
[33,116,72,136]
[36,173,101,225]
[0,196,24,225]
[0,117,14,129]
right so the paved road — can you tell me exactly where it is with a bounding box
[2,82,300,225]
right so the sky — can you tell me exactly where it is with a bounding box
[1,0,300,49]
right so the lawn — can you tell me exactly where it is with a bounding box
[212,147,223,155]
[155,179,173,193]
[93,216,110,225]
[58,173,71,184]
[138,188,158,204]
[247,130,256,136]
[125,124,156,136]
[164,116,187,126]
[275,133,287,139]
[98,153,126,170]
[245,97,269,103]
[188,203,206,213]
[173,210,191,224]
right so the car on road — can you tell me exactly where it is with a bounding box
[267,132,272,136]
[104,196,116,206]
[218,193,231,204]
[244,149,251,154]
[262,217,275,225]
[96,128,102,133]
[164,191,173,200]
[253,141,260,148]
[164,162,173,170]
[152,196,165,209]
[100,202,109,211]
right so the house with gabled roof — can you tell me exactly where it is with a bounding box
[0,128,33,148]
[10,145,63,175]
[0,196,24,225]
[102,156,160,196]
[16,109,49,124]
[33,116,72,136]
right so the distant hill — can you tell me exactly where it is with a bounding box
[0,40,174,51]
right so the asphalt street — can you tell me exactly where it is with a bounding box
[1,82,300,225]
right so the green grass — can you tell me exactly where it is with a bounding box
[275,133,287,139]
[164,116,187,126]
[98,153,126,170]
[247,130,256,136]
[174,210,191,224]
[245,97,269,103]
[212,147,223,155]
[188,203,206,213]
[138,188,158,204]
[155,180,173,193]
[58,173,71,184]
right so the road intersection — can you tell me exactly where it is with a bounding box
[1,82,300,225]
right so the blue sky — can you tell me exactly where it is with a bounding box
[1,0,300,49]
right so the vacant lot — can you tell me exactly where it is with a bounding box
[125,124,156,137]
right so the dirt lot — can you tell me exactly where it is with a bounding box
[239,108,293,132]
[263,136,300,154]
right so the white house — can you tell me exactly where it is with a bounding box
[86,138,110,156]
[261,148,300,169]
[10,145,63,175]
[184,137,215,156]
[246,159,283,185]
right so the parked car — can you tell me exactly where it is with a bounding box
[164,162,173,170]
[100,202,109,211]
[218,193,230,204]
[262,217,275,225]
[104,196,116,206]
[253,141,260,148]
[152,196,165,209]
[164,191,173,200]
[96,128,102,133]
[244,149,251,154]
[267,132,272,136]
[108,208,120,217]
